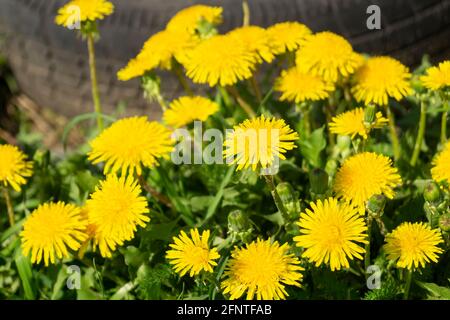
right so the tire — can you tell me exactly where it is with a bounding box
[0,0,449,118]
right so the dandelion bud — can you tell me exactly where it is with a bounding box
[364,105,377,126]
[141,74,162,102]
[309,168,329,195]
[228,210,251,233]
[367,194,386,214]
[423,180,442,204]
[276,182,295,206]
[439,213,450,232]
[276,182,300,220]
[228,210,253,244]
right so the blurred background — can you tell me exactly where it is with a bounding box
[0,0,449,149]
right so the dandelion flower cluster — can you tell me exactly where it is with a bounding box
[294,198,368,271]
[421,61,450,91]
[55,0,114,27]
[352,56,412,106]
[334,152,402,212]
[163,96,219,128]
[229,26,275,64]
[183,34,257,87]
[86,175,150,258]
[88,117,174,176]
[275,67,335,103]
[224,115,299,171]
[267,22,312,55]
[431,141,450,184]
[329,108,388,139]
[166,5,223,34]
[21,202,88,266]
[221,239,303,300]
[384,222,443,270]
[296,32,361,83]
[166,229,220,277]
[0,144,33,192]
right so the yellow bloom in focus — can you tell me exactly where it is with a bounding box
[421,61,450,91]
[266,22,312,55]
[431,141,450,185]
[352,56,412,106]
[329,108,388,139]
[167,5,223,34]
[224,115,299,171]
[117,30,198,80]
[86,175,150,258]
[334,152,402,213]
[166,229,220,277]
[228,26,275,63]
[221,239,303,300]
[88,117,174,176]
[384,222,443,270]
[163,96,219,128]
[21,202,87,266]
[275,67,335,103]
[0,144,33,192]
[55,0,114,27]
[183,34,257,87]
[294,198,368,271]
[296,31,361,83]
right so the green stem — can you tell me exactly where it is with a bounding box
[403,269,413,300]
[410,101,427,166]
[2,187,14,226]
[155,92,169,112]
[386,105,401,161]
[364,217,372,278]
[87,34,103,131]
[173,64,194,96]
[301,105,311,136]
[242,0,250,26]
[227,86,256,118]
[263,175,289,223]
[441,108,448,146]
[250,75,262,103]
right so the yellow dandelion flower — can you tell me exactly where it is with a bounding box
[228,26,275,64]
[329,108,388,139]
[431,141,450,184]
[163,96,219,128]
[88,117,174,176]
[21,202,88,266]
[275,67,335,103]
[86,175,150,258]
[421,61,450,91]
[166,229,220,277]
[166,5,223,34]
[0,144,33,192]
[224,115,299,171]
[117,51,158,81]
[334,152,402,213]
[55,0,114,27]
[266,22,312,55]
[117,29,198,80]
[294,198,368,271]
[384,222,443,270]
[296,31,361,83]
[183,34,257,87]
[221,239,303,300]
[352,56,412,106]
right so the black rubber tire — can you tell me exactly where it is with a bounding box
[0,0,449,117]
